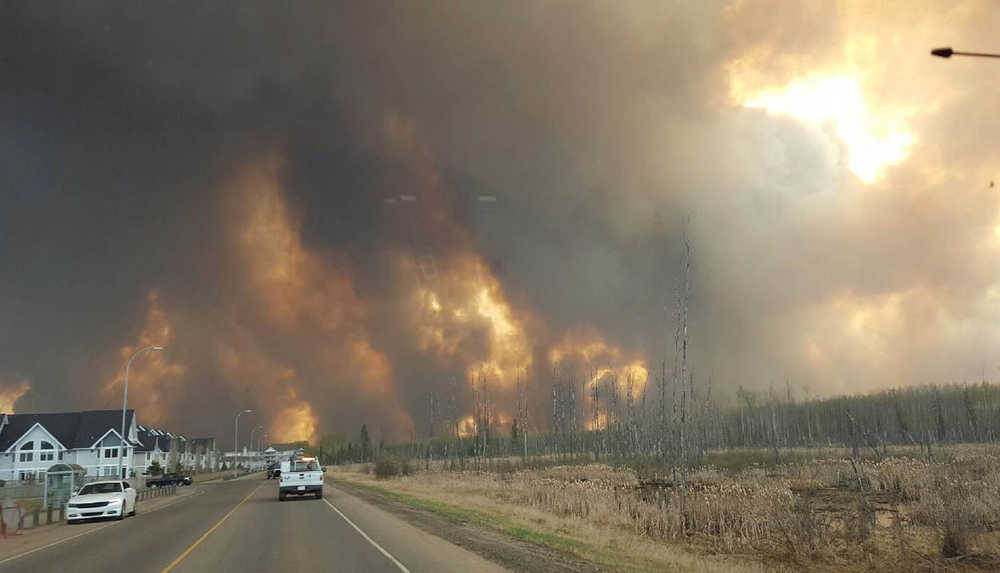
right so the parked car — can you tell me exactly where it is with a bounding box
[66,480,137,523]
[145,473,192,487]
[267,462,281,479]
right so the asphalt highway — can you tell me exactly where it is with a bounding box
[0,478,505,573]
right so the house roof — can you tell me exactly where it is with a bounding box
[0,410,136,452]
[136,428,172,452]
[133,428,217,455]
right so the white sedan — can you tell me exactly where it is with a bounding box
[66,480,137,523]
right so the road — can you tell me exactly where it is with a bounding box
[0,478,506,573]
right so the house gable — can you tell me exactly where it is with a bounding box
[91,428,126,449]
[5,422,67,453]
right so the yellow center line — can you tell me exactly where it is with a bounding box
[160,483,261,573]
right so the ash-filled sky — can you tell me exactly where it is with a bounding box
[3,1,1000,445]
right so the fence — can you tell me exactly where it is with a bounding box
[137,485,176,501]
[0,484,43,500]
[0,503,20,539]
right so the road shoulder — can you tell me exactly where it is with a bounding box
[325,475,597,573]
[0,486,202,562]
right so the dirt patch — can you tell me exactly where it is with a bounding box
[328,477,600,573]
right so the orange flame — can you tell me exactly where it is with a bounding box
[586,411,609,432]
[457,415,476,438]
[407,252,533,390]
[271,400,318,444]
[221,156,411,442]
[0,379,30,413]
[549,327,650,423]
[103,290,187,426]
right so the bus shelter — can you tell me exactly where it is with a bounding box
[43,464,87,509]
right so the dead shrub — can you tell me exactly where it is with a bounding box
[909,462,1000,557]
[846,497,876,542]
[374,456,413,479]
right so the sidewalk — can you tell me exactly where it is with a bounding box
[0,485,199,555]
[200,471,264,484]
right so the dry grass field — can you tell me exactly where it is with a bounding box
[329,445,1000,572]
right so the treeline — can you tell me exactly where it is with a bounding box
[323,382,1000,465]
[722,382,1000,451]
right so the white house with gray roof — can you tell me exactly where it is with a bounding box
[133,426,219,474]
[0,409,140,482]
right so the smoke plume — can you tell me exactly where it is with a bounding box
[3,1,1000,444]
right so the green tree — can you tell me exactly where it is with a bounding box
[148,460,163,476]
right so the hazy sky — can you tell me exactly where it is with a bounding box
[3,1,1000,444]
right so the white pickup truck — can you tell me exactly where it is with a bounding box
[278,456,324,500]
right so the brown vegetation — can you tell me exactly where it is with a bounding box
[373,456,413,479]
[332,445,1000,572]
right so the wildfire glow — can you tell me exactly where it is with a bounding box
[457,415,476,438]
[742,76,915,183]
[409,252,533,390]
[217,156,413,441]
[271,401,318,444]
[586,411,609,432]
[549,327,650,405]
[103,290,187,426]
[0,379,30,413]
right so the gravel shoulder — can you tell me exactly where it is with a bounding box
[325,475,600,573]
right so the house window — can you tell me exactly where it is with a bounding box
[18,441,34,462]
[16,439,63,466]
[38,441,54,461]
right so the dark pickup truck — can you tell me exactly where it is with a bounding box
[145,473,193,487]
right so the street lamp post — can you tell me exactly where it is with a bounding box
[119,345,164,479]
[931,47,1000,59]
[249,425,263,471]
[234,409,254,477]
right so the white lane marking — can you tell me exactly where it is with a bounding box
[0,488,205,566]
[322,496,410,573]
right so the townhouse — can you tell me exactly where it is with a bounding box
[0,409,140,482]
[0,410,220,483]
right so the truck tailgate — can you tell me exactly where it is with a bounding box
[280,471,322,489]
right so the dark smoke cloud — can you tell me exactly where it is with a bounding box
[3,1,999,443]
